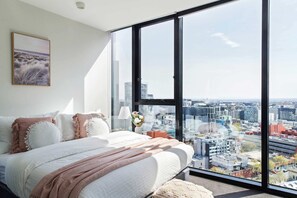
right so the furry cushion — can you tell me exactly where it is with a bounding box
[73,113,109,139]
[25,121,61,150]
[86,117,110,137]
[152,179,213,198]
[11,117,55,153]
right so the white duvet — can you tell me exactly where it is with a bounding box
[5,131,194,198]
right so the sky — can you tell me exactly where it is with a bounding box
[14,33,49,54]
[113,0,297,100]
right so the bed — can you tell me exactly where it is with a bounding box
[0,131,194,198]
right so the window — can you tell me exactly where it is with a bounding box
[111,28,132,130]
[111,0,297,196]
[140,21,174,99]
[269,0,297,191]
[183,0,262,181]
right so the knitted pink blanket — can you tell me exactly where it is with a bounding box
[30,138,180,198]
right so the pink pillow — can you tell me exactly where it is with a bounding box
[73,113,106,139]
[11,117,55,153]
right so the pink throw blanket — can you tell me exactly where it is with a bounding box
[30,138,181,198]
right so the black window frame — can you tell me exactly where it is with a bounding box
[111,0,297,197]
[132,16,183,140]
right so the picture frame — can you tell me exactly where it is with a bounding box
[11,32,50,86]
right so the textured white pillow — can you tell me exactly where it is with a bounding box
[0,116,17,154]
[55,114,75,141]
[25,121,62,150]
[86,117,110,137]
[0,111,59,154]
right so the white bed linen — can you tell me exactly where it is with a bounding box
[0,153,14,183]
[5,131,194,198]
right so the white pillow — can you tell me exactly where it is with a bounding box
[55,114,75,141]
[86,117,110,137]
[0,117,15,154]
[25,121,62,150]
[0,143,9,155]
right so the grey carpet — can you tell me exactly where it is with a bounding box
[187,175,282,198]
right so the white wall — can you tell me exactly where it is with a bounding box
[0,0,111,116]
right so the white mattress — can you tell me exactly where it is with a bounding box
[0,153,13,184]
[5,131,194,198]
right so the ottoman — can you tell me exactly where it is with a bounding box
[152,179,214,198]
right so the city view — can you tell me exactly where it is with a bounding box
[183,98,297,190]
[139,98,297,190]
[112,81,297,190]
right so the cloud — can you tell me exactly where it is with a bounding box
[211,32,240,48]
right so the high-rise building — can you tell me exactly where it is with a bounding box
[124,82,148,111]
[269,106,279,121]
[112,61,120,116]
[279,107,296,121]
[243,106,259,122]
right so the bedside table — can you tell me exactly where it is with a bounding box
[146,131,174,139]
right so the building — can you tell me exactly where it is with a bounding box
[211,154,243,171]
[243,106,259,123]
[269,136,297,156]
[192,104,221,122]
[193,136,237,169]
[269,123,286,136]
[279,107,296,121]
[269,106,279,121]
[125,82,148,111]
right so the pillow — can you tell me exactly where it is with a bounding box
[0,117,16,154]
[0,111,59,154]
[73,113,110,139]
[55,114,75,141]
[86,117,110,137]
[11,117,55,153]
[25,121,61,150]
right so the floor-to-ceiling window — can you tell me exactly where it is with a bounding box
[111,28,132,130]
[183,0,262,181]
[111,0,297,196]
[269,0,297,190]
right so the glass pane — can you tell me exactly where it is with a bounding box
[111,28,132,130]
[139,105,175,137]
[269,0,297,190]
[183,0,261,182]
[141,21,174,99]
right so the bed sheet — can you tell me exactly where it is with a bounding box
[0,153,14,184]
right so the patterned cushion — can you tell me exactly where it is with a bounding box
[11,117,55,153]
[152,179,213,198]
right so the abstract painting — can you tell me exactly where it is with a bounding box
[12,32,50,86]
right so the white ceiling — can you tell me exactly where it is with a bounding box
[19,0,215,31]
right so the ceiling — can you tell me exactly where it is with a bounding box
[19,0,215,31]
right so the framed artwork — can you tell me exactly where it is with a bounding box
[11,32,50,86]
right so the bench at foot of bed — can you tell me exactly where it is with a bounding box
[152,178,214,198]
